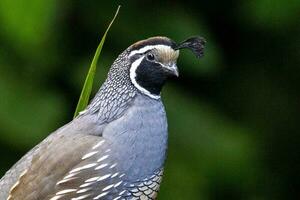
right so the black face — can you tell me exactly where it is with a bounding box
[134,53,170,95]
[128,37,181,97]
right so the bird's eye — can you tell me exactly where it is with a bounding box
[146,53,155,61]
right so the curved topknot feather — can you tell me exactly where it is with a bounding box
[175,36,206,58]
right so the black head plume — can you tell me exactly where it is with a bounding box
[175,36,206,58]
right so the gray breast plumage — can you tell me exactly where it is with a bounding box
[103,93,168,180]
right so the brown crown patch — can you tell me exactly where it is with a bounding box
[154,46,179,64]
[130,36,176,51]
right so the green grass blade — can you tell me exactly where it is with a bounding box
[73,5,121,118]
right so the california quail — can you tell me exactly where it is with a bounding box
[0,36,205,200]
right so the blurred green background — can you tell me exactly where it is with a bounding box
[0,1,299,199]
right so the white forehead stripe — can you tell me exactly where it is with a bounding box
[129,56,160,99]
[129,44,173,57]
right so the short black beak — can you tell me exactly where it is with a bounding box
[164,63,179,77]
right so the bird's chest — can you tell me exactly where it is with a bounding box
[103,95,168,180]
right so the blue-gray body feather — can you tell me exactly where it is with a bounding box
[0,49,168,200]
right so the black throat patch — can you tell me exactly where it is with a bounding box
[135,58,168,96]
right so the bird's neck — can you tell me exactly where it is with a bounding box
[85,72,137,122]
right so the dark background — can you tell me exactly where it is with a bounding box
[0,1,299,199]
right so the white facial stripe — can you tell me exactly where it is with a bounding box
[130,56,161,100]
[129,45,173,57]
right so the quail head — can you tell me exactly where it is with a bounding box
[0,36,205,200]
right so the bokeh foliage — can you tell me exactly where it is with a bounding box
[0,1,299,199]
